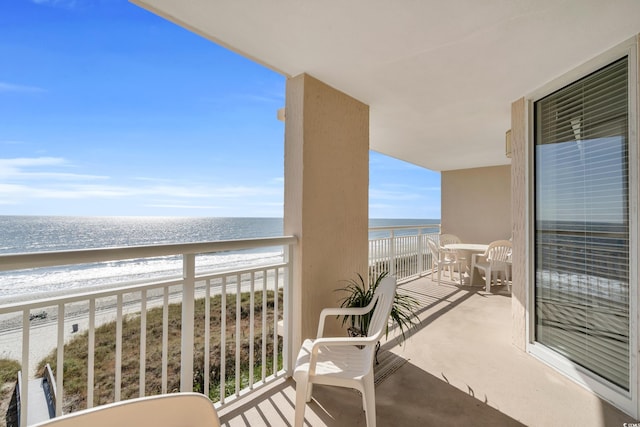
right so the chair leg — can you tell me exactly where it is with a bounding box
[458,262,463,286]
[437,263,441,284]
[470,262,476,285]
[485,268,491,292]
[294,378,308,427]
[306,384,313,402]
[363,374,376,427]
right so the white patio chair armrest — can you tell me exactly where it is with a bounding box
[313,336,375,348]
[320,306,371,318]
[472,252,488,263]
[317,305,374,337]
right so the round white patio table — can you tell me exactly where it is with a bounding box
[443,243,489,285]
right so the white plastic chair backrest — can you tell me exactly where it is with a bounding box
[487,240,512,266]
[365,276,397,342]
[429,237,457,262]
[439,234,462,246]
[427,238,440,258]
[30,393,220,427]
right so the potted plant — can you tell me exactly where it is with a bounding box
[336,271,419,347]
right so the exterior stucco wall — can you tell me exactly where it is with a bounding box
[441,165,512,244]
[510,98,527,351]
[284,74,369,349]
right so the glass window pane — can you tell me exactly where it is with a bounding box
[534,57,629,390]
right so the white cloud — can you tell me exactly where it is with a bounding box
[199,185,281,198]
[0,157,64,179]
[0,157,65,168]
[0,180,281,202]
[0,157,108,181]
[31,0,78,9]
[20,172,110,180]
[369,188,422,201]
[133,176,174,183]
[0,184,27,195]
[0,156,284,215]
[0,82,45,93]
[144,204,222,210]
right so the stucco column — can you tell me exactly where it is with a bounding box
[284,73,369,352]
[511,97,527,351]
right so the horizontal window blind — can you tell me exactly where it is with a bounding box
[534,57,629,390]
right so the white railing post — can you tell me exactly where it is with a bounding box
[283,243,294,375]
[19,310,29,427]
[88,298,96,407]
[115,296,123,402]
[418,228,424,274]
[181,253,196,392]
[389,230,396,277]
[56,303,65,411]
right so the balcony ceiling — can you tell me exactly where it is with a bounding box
[132,0,640,171]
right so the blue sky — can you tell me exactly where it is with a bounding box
[0,0,441,219]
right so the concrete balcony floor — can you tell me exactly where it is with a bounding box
[218,275,635,426]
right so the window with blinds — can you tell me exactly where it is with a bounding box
[534,57,630,390]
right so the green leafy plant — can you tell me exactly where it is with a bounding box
[336,271,419,345]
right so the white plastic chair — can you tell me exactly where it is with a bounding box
[439,234,466,271]
[439,233,462,246]
[427,238,463,285]
[471,240,512,292]
[293,275,397,427]
[30,393,220,427]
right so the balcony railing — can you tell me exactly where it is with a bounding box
[0,237,296,427]
[0,224,439,426]
[369,224,440,282]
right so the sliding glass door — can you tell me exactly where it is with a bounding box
[534,57,630,390]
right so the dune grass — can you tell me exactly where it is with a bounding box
[38,290,283,413]
[0,360,20,386]
[0,359,21,427]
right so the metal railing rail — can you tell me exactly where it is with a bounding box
[0,237,295,272]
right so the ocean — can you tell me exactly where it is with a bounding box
[0,216,438,300]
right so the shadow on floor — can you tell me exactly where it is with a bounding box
[384,277,511,348]
[219,360,526,427]
[374,360,525,427]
